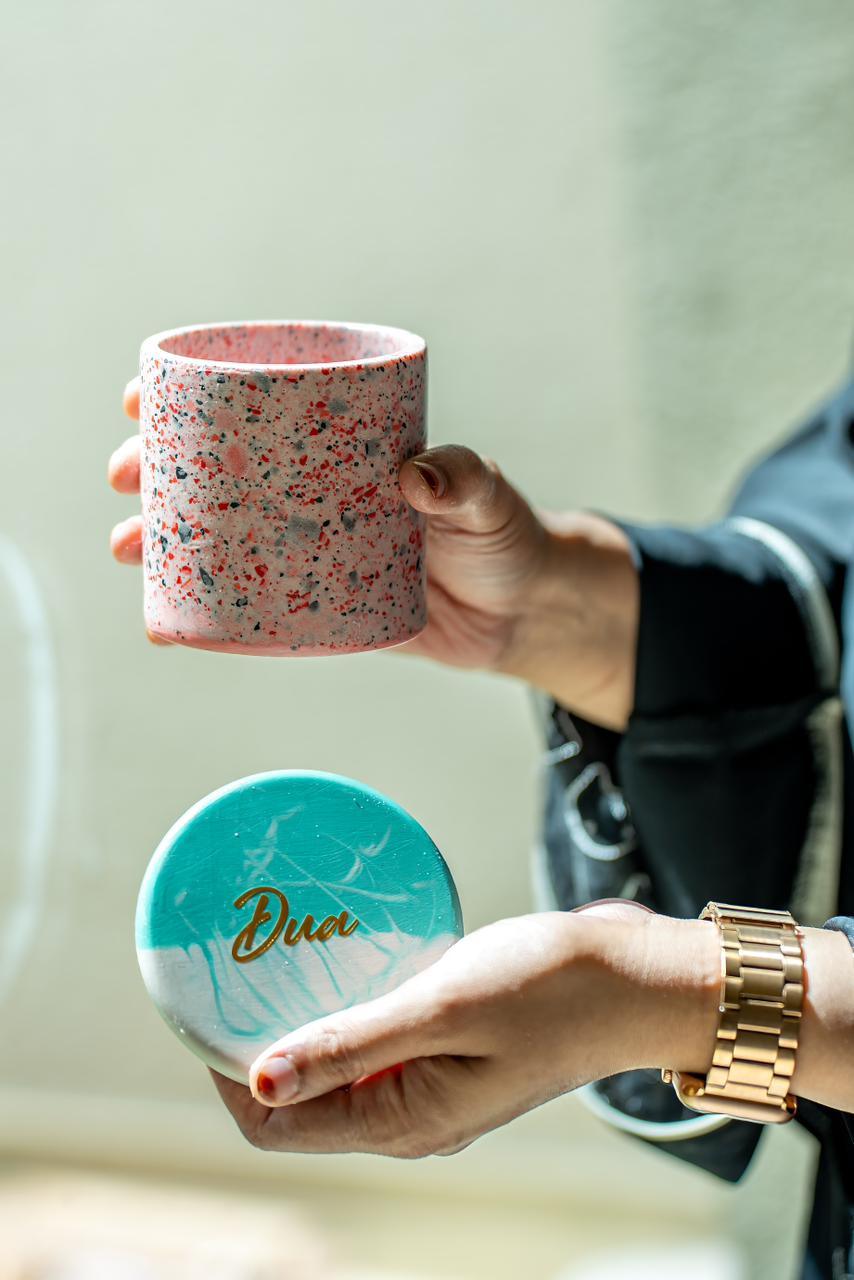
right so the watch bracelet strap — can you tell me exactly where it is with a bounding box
[664,903,804,1124]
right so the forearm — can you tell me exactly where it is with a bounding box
[592,917,854,1116]
[795,927,854,1113]
[498,501,820,734]
[501,514,639,732]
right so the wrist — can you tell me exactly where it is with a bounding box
[792,926,854,1110]
[500,514,639,731]
[588,916,721,1076]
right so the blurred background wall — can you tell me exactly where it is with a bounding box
[1,1,852,1276]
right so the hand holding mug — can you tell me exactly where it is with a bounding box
[109,325,639,727]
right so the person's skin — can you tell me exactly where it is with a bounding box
[110,379,854,1155]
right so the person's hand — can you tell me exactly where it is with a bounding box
[107,378,144,564]
[396,447,639,728]
[109,378,639,726]
[210,910,720,1158]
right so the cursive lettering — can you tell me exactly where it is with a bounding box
[231,885,360,964]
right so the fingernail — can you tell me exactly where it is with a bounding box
[254,1055,299,1104]
[411,460,447,498]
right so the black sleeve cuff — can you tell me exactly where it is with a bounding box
[615,521,819,719]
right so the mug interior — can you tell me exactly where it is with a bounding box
[156,321,422,368]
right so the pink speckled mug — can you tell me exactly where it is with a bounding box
[139,321,427,654]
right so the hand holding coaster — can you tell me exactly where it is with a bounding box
[136,772,462,1082]
[139,320,427,655]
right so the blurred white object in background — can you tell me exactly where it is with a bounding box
[555,1240,746,1280]
[35,1251,162,1280]
[0,536,58,1006]
[34,1251,312,1280]
[0,1171,330,1280]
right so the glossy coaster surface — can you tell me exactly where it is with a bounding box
[136,771,462,1082]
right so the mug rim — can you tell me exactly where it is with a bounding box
[141,319,426,372]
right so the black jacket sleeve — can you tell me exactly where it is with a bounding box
[539,380,854,1260]
[613,379,854,922]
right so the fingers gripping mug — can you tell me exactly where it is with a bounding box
[139,321,427,654]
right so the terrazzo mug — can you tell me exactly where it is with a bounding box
[139,320,427,654]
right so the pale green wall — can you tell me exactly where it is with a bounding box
[1,3,852,1277]
[609,1,854,519]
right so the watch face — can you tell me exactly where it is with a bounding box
[136,771,463,1082]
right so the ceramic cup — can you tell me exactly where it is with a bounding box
[139,320,427,654]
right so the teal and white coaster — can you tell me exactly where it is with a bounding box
[136,771,462,1082]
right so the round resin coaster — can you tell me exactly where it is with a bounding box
[136,771,462,1082]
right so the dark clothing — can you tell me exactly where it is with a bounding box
[542,380,854,1277]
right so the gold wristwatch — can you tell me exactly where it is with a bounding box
[662,902,804,1125]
